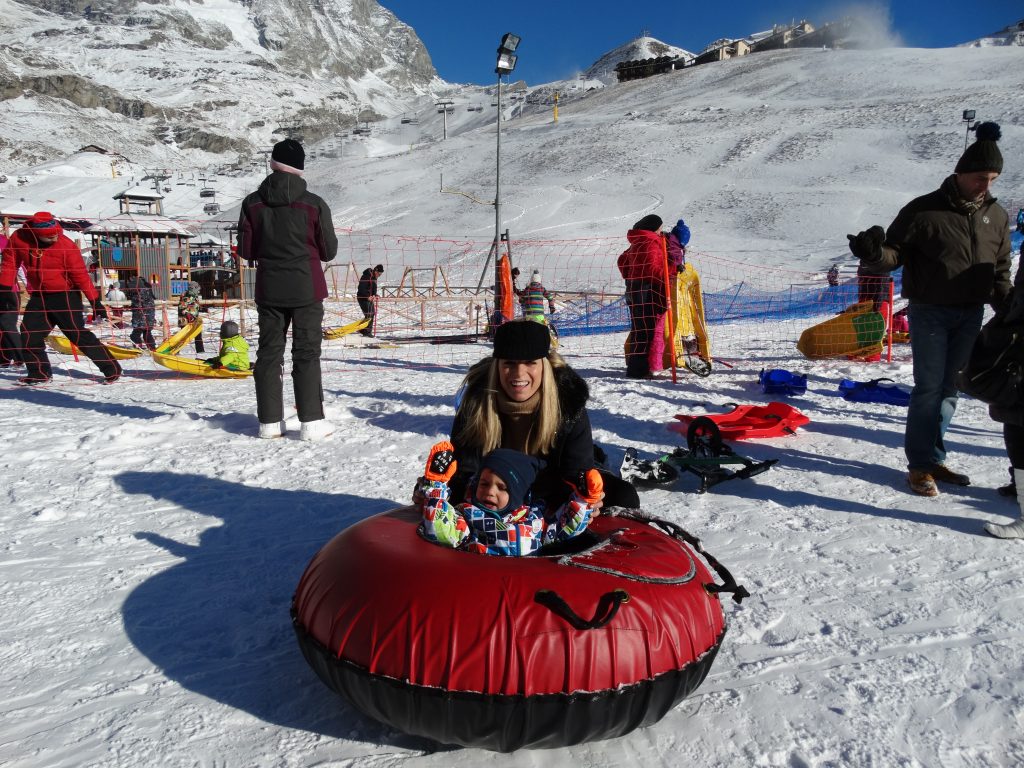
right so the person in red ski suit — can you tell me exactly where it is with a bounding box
[617,214,667,379]
[0,212,120,384]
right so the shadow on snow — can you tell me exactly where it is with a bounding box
[115,469,441,750]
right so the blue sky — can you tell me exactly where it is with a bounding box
[382,1,1022,85]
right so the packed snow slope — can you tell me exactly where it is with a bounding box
[313,46,1023,268]
[1,42,1024,768]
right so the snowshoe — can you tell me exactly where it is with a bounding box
[620,447,680,487]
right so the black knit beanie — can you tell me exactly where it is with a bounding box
[476,448,546,511]
[956,122,1003,174]
[632,214,663,232]
[272,139,305,171]
[492,320,550,361]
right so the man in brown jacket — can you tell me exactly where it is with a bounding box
[847,122,1011,497]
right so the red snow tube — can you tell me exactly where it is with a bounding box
[291,506,738,751]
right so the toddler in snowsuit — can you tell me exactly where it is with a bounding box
[205,320,251,370]
[418,442,601,556]
[177,281,206,353]
[125,274,157,350]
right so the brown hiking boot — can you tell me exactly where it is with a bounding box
[908,470,939,497]
[930,464,970,486]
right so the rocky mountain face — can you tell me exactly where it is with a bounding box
[0,0,440,169]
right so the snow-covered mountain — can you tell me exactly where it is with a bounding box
[584,36,695,84]
[960,18,1024,47]
[0,0,440,169]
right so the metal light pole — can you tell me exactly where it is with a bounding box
[494,75,503,249]
[494,33,520,255]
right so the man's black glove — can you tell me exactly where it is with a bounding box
[846,226,886,264]
[91,298,107,320]
[1001,290,1024,325]
[0,286,17,312]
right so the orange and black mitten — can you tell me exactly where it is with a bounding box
[424,441,458,483]
[568,468,604,505]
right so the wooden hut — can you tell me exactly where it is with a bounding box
[85,187,194,300]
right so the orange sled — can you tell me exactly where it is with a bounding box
[670,401,810,440]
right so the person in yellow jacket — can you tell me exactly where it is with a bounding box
[206,320,251,371]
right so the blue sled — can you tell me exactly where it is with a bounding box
[838,378,911,406]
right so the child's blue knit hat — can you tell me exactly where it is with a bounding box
[476,448,546,512]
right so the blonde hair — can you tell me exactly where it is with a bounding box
[455,352,565,457]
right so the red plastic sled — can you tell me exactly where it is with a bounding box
[670,401,810,440]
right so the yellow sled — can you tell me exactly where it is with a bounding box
[323,318,371,339]
[46,334,143,360]
[797,301,885,360]
[151,321,252,378]
[155,321,205,356]
[666,263,712,376]
[152,351,252,379]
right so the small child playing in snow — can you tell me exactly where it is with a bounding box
[418,441,601,556]
[205,320,250,370]
[517,270,556,322]
[177,281,206,353]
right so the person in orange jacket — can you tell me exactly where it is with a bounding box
[0,212,121,385]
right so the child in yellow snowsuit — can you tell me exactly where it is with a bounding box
[206,320,250,371]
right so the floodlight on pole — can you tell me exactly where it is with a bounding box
[962,108,977,151]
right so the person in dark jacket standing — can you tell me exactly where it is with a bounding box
[848,122,1011,497]
[356,263,383,337]
[0,212,120,385]
[238,139,338,441]
[983,258,1024,538]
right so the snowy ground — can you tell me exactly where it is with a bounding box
[2,327,1023,767]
